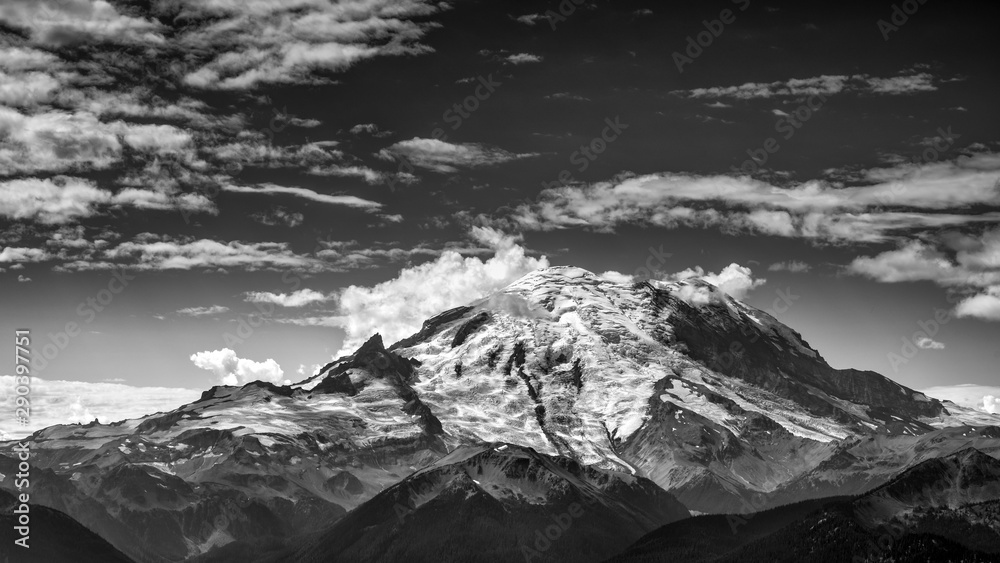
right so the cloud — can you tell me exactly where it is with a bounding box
[768,261,811,273]
[307,164,387,184]
[190,349,287,386]
[985,395,1000,414]
[954,287,1000,321]
[0,246,50,264]
[921,384,1000,414]
[848,230,1000,286]
[506,53,543,65]
[0,176,111,224]
[675,72,937,99]
[177,305,230,317]
[245,289,330,307]
[0,107,197,175]
[515,13,547,26]
[507,154,1000,242]
[848,229,1000,321]
[0,69,60,106]
[349,123,392,137]
[669,263,766,300]
[0,0,164,45]
[0,376,199,440]
[90,236,326,272]
[915,335,946,350]
[599,270,635,284]
[332,227,549,356]
[222,183,381,209]
[379,138,538,173]
[252,207,304,228]
[177,0,446,89]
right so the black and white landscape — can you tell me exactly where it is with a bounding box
[2,1,1000,562]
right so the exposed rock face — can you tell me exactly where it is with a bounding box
[291,443,689,563]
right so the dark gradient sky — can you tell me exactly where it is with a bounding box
[1,0,998,411]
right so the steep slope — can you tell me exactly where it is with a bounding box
[0,338,452,563]
[0,488,134,563]
[287,443,689,563]
[608,448,1000,562]
[362,266,995,512]
[2,265,999,561]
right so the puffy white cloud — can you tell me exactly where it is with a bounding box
[599,270,635,284]
[954,287,1000,321]
[333,227,549,356]
[0,69,60,106]
[914,335,945,350]
[849,242,958,283]
[0,376,199,440]
[0,107,197,175]
[0,176,112,224]
[245,289,330,307]
[849,232,1000,321]
[0,246,51,264]
[921,384,1000,414]
[669,263,766,300]
[190,348,287,386]
[379,138,538,173]
[984,395,1000,414]
[506,53,542,64]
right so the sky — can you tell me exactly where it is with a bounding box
[1,0,999,437]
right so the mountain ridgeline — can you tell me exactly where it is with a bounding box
[1,266,998,562]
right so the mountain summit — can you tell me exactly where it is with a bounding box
[3,265,999,562]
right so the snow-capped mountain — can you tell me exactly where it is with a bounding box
[347,266,999,511]
[2,266,999,562]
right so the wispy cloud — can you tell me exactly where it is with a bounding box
[245,289,331,308]
[768,261,811,273]
[177,305,230,317]
[675,72,938,100]
[506,53,543,65]
[222,183,381,209]
[379,138,538,173]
